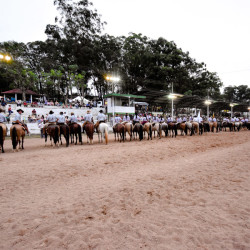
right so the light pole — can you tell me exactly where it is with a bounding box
[204,100,212,119]
[168,94,177,118]
[230,103,234,119]
[105,75,120,125]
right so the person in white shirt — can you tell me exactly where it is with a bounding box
[82,110,93,132]
[12,109,30,134]
[43,110,58,134]
[193,116,199,122]
[0,108,7,123]
[95,110,106,131]
[177,116,182,123]
[69,112,78,123]
[57,111,66,125]
[133,112,141,125]
[114,114,122,124]
[123,113,130,122]
[212,117,217,122]
[167,116,172,123]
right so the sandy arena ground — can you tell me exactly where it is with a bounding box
[0,130,250,249]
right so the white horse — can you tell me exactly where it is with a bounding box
[97,123,109,144]
[152,122,162,138]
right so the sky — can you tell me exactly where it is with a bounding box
[0,0,250,90]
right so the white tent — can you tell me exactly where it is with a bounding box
[72,96,89,104]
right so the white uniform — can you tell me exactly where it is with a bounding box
[97,113,106,121]
[114,116,122,123]
[84,113,93,122]
[47,114,57,122]
[12,113,22,123]
[0,113,7,123]
[123,115,130,122]
[57,114,65,123]
[133,115,140,122]
[70,115,78,123]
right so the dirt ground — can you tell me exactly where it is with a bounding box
[0,130,250,250]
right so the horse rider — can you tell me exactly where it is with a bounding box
[123,113,130,122]
[57,111,66,125]
[69,112,78,124]
[133,112,141,125]
[159,115,165,123]
[193,115,199,122]
[12,109,30,134]
[176,116,182,123]
[152,114,157,123]
[43,110,58,134]
[183,116,187,122]
[167,115,172,123]
[146,113,152,122]
[114,113,122,124]
[82,110,93,132]
[95,110,106,131]
[0,108,7,124]
[212,117,217,122]
[141,114,148,125]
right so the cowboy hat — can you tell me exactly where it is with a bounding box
[99,110,103,113]
[87,110,91,113]
[0,108,4,112]
[49,110,54,114]
[59,111,63,115]
[71,112,74,115]
[17,109,24,113]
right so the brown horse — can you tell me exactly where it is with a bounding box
[133,123,143,141]
[168,122,177,137]
[113,123,125,142]
[45,124,60,147]
[143,122,152,140]
[58,124,70,147]
[68,123,82,145]
[122,122,133,141]
[192,122,199,134]
[84,122,94,144]
[10,124,27,151]
[0,123,7,153]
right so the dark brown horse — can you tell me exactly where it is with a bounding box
[45,124,60,147]
[10,124,27,151]
[133,123,143,141]
[0,123,7,153]
[113,123,125,142]
[58,124,70,147]
[84,122,94,144]
[168,122,178,137]
[68,123,82,145]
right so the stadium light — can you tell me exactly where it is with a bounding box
[105,74,120,125]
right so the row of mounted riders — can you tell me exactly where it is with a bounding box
[113,120,250,142]
[0,120,249,153]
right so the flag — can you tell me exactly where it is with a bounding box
[213,112,215,118]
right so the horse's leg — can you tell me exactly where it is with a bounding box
[75,133,78,145]
[21,136,24,149]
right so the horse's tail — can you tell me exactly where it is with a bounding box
[12,127,17,149]
[130,123,133,140]
[122,125,125,142]
[149,124,152,139]
[184,125,188,135]
[66,125,69,147]
[105,126,108,144]
[54,126,59,144]
[174,124,178,137]
[139,124,143,141]
[78,125,82,143]
[0,126,3,150]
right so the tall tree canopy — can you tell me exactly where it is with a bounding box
[1,0,248,105]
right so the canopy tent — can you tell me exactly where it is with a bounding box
[72,96,89,104]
